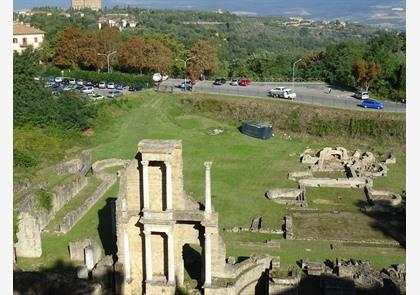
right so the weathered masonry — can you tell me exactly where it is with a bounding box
[116,140,228,294]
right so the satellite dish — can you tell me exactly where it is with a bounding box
[152,73,162,82]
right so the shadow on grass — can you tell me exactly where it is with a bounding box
[354,193,406,247]
[98,198,118,260]
[183,244,203,288]
[14,258,124,295]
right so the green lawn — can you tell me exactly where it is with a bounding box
[15,90,406,271]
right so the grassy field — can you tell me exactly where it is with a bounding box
[15,90,405,271]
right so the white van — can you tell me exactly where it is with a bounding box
[355,91,369,99]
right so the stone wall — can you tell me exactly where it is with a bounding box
[15,212,42,257]
[59,174,117,234]
[92,159,130,173]
[298,177,372,189]
[69,238,102,263]
[15,176,88,258]
[265,188,306,206]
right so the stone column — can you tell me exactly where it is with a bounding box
[124,233,131,282]
[167,230,175,284]
[165,160,173,211]
[144,230,153,281]
[141,160,150,210]
[204,232,212,286]
[204,161,212,213]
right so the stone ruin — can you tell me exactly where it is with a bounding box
[14,151,92,258]
[300,147,395,178]
[115,139,295,295]
[223,216,283,235]
[14,151,124,259]
[265,188,307,207]
[283,216,294,240]
[302,259,325,275]
[362,187,402,212]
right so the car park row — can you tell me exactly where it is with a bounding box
[42,76,143,99]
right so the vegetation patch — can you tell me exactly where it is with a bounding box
[36,189,53,212]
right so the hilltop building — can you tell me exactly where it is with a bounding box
[71,0,101,11]
[13,22,45,53]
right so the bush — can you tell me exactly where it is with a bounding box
[37,189,53,212]
[13,149,40,168]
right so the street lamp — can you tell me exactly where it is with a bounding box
[292,58,302,93]
[176,56,196,88]
[97,51,117,73]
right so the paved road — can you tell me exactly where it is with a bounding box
[161,79,406,113]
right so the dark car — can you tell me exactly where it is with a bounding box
[128,85,142,92]
[359,99,384,110]
[75,85,85,91]
[239,78,251,86]
[107,90,123,98]
[93,81,100,88]
[84,81,94,87]
[213,77,226,85]
[116,83,125,90]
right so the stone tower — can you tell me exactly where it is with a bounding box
[115,140,227,294]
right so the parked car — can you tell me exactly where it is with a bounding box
[76,79,84,86]
[268,86,296,99]
[107,82,115,89]
[47,76,55,83]
[68,78,76,85]
[359,99,384,109]
[54,76,63,83]
[60,85,73,92]
[178,81,192,91]
[107,90,123,98]
[98,81,107,89]
[230,79,239,86]
[90,93,104,100]
[116,83,125,90]
[355,91,369,99]
[84,81,93,87]
[239,78,251,86]
[213,77,226,85]
[92,81,100,88]
[81,86,95,94]
[129,85,142,92]
[75,85,85,91]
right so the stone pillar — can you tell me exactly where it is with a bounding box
[141,160,150,210]
[124,233,131,282]
[165,160,173,211]
[144,230,153,281]
[204,232,212,286]
[204,161,212,213]
[167,230,175,284]
[85,246,95,271]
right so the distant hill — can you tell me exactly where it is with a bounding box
[14,0,405,30]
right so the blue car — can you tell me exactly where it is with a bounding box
[359,99,384,110]
[115,83,124,90]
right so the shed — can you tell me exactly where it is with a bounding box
[241,121,272,139]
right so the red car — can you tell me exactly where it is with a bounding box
[239,78,250,86]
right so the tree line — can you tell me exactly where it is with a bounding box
[53,26,219,83]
